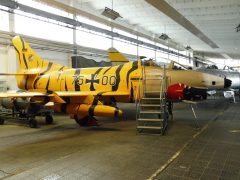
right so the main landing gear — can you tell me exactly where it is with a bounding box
[0,117,5,125]
[0,104,54,128]
[45,114,54,125]
[29,118,38,128]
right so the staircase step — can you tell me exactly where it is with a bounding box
[142,97,165,100]
[138,118,163,122]
[140,110,163,114]
[144,75,164,76]
[145,91,162,93]
[140,104,164,107]
[145,72,163,74]
[144,78,163,80]
[137,126,163,130]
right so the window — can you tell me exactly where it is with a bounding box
[138,46,155,59]
[113,28,136,39]
[113,39,137,55]
[17,0,73,18]
[156,42,168,49]
[76,15,112,50]
[0,7,9,31]
[77,16,111,30]
[156,51,169,60]
[76,30,111,50]
[138,37,155,45]
[156,56,170,64]
[168,54,178,62]
[15,12,73,43]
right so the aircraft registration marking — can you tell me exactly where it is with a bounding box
[72,75,117,87]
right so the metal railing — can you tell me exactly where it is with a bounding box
[135,61,144,121]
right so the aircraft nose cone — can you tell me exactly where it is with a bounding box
[224,78,232,88]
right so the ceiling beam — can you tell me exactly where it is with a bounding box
[145,0,219,49]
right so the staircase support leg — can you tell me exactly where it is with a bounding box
[190,104,200,129]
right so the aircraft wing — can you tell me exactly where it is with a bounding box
[55,91,130,97]
[0,91,130,102]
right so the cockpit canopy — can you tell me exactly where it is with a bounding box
[142,60,192,70]
[198,64,238,72]
[168,61,191,70]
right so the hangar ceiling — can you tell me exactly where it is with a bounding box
[38,0,240,60]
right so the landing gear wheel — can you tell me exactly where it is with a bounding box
[167,101,174,121]
[45,114,53,124]
[0,118,4,125]
[29,118,38,128]
[74,116,88,126]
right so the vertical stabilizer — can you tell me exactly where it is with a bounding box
[12,36,44,71]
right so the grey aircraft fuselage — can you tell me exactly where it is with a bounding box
[196,68,240,89]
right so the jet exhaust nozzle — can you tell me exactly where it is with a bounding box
[224,78,232,88]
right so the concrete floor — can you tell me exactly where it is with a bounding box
[0,99,239,180]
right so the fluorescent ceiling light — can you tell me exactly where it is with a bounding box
[159,33,169,40]
[102,7,121,20]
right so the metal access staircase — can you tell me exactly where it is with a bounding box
[136,64,169,135]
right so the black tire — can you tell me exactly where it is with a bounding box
[45,114,53,124]
[29,118,38,128]
[74,116,88,126]
[0,118,4,125]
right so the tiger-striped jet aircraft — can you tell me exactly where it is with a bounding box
[0,36,231,127]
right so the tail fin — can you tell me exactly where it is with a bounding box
[12,36,44,72]
[12,36,68,90]
[108,47,129,66]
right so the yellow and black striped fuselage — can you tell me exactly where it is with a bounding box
[16,60,142,103]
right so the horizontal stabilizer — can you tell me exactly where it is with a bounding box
[0,91,46,98]
[0,71,39,76]
[108,48,129,62]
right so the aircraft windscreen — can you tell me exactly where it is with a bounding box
[202,65,237,72]
[143,59,161,67]
[206,65,218,69]
[171,62,189,70]
[223,65,236,71]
